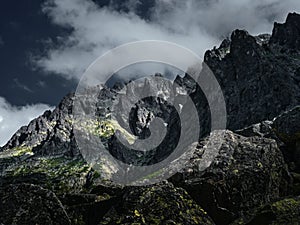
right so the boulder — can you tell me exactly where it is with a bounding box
[99,182,215,225]
[170,130,291,224]
[273,106,300,172]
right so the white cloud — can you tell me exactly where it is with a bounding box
[13,78,34,93]
[0,97,52,146]
[34,0,300,80]
[37,80,46,87]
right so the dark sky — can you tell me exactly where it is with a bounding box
[0,0,297,107]
[0,0,155,106]
[0,0,79,106]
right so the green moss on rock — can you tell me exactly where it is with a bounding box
[8,157,90,194]
[231,196,300,225]
[0,146,33,159]
[99,182,215,225]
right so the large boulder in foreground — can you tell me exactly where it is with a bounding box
[170,130,291,225]
[272,106,300,172]
[0,183,71,225]
[273,106,300,143]
[99,182,215,225]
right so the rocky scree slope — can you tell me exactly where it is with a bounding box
[1,13,300,225]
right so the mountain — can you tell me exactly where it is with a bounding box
[1,13,300,225]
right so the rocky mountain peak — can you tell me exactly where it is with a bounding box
[204,29,264,67]
[203,13,300,131]
[270,12,300,50]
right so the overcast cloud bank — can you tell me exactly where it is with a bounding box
[34,0,300,80]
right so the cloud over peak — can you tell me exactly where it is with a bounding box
[34,0,300,80]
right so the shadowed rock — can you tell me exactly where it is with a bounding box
[99,182,215,225]
[170,130,291,225]
[0,183,71,225]
[231,196,300,225]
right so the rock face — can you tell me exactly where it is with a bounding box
[231,196,300,225]
[100,182,215,225]
[204,13,300,131]
[169,130,290,224]
[0,183,71,225]
[273,106,300,172]
[270,12,300,51]
[1,93,77,157]
[235,120,274,139]
[234,107,300,197]
[0,12,300,225]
